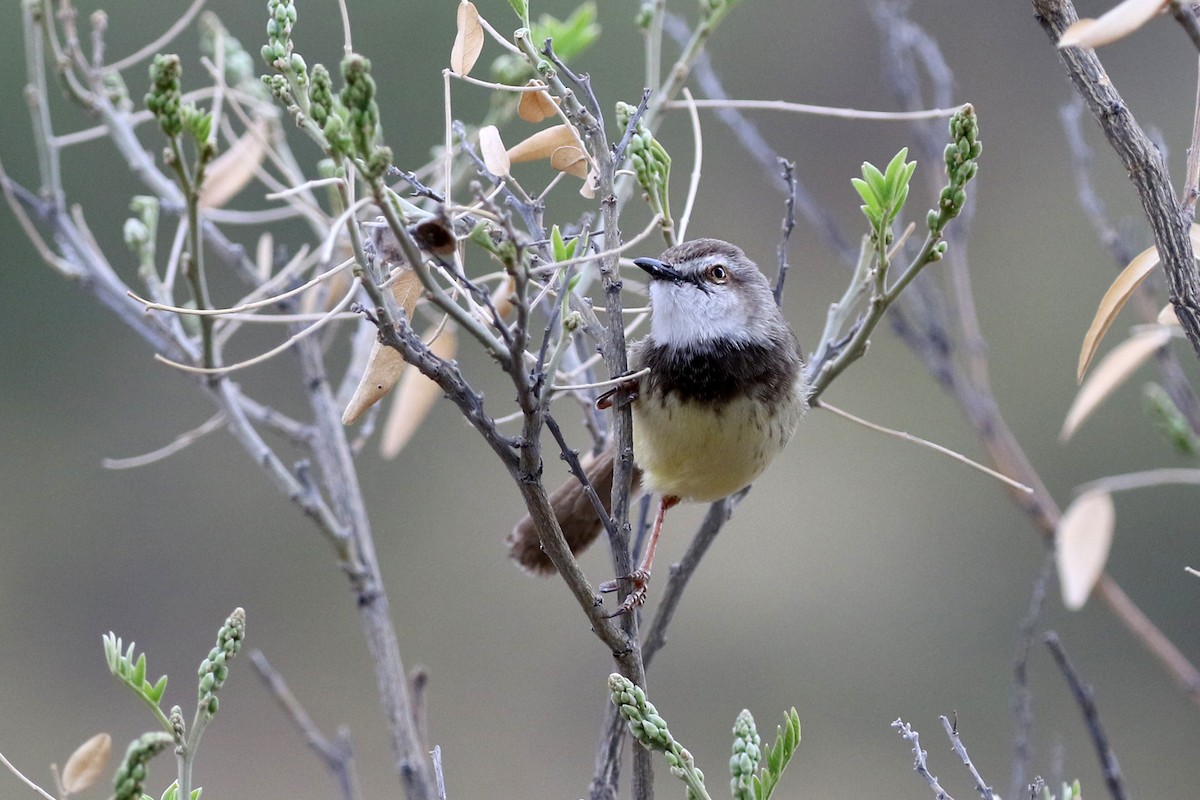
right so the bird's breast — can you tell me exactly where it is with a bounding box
[628,337,806,502]
[632,390,802,502]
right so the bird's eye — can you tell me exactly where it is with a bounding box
[706,264,728,283]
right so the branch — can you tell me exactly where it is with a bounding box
[1043,632,1129,800]
[250,650,363,800]
[873,2,1200,707]
[1034,0,1200,360]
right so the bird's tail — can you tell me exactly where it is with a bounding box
[507,447,643,574]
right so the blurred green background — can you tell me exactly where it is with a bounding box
[2,1,1198,798]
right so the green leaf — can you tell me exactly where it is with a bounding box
[551,225,568,263]
[536,3,599,61]
[850,178,880,214]
[860,162,887,202]
[883,147,909,184]
[507,0,528,21]
[467,221,499,255]
[149,675,169,703]
[755,708,800,800]
[132,653,147,688]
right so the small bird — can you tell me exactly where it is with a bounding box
[508,238,809,612]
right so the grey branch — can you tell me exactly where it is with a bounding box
[250,650,363,800]
[1043,632,1129,800]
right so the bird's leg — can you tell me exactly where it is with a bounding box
[599,494,679,616]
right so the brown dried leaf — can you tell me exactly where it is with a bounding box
[450,1,484,76]
[342,341,406,425]
[380,325,458,459]
[580,168,599,199]
[391,266,422,320]
[1078,243,1159,381]
[199,118,270,209]
[517,81,558,123]
[1077,223,1200,380]
[506,124,581,164]
[1062,326,1172,441]
[1058,0,1168,48]
[490,274,517,321]
[1056,490,1115,610]
[341,269,423,425]
[478,125,511,177]
[550,145,589,178]
[61,732,112,794]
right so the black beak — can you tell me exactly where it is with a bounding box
[633,257,687,284]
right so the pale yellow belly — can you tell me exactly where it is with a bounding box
[632,394,802,502]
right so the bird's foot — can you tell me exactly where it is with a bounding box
[595,377,640,410]
[598,569,651,617]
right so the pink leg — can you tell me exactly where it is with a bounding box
[599,495,680,616]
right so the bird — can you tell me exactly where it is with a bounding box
[507,238,809,613]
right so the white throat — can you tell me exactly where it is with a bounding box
[648,281,759,349]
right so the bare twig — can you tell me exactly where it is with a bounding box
[892,718,956,800]
[1170,0,1200,52]
[939,715,994,800]
[660,12,854,262]
[773,158,797,307]
[1043,632,1129,800]
[1009,551,1054,800]
[643,489,749,665]
[250,650,362,800]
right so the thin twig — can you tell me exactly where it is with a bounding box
[1170,0,1200,51]
[939,715,994,800]
[816,401,1033,493]
[774,158,797,307]
[663,97,963,120]
[250,650,362,800]
[660,12,854,262]
[103,0,207,71]
[892,718,956,800]
[0,750,57,800]
[1009,550,1054,800]
[1043,632,1128,800]
[102,412,227,469]
[643,489,748,665]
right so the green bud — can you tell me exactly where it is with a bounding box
[635,2,654,29]
[124,218,150,251]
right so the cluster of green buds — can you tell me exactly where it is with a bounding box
[145,53,213,158]
[339,54,390,174]
[197,607,246,716]
[145,54,184,138]
[617,101,673,236]
[261,0,298,75]
[928,103,981,237]
[729,709,761,800]
[112,732,174,800]
[608,674,708,799]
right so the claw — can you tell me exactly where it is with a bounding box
[598,570,650,616]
